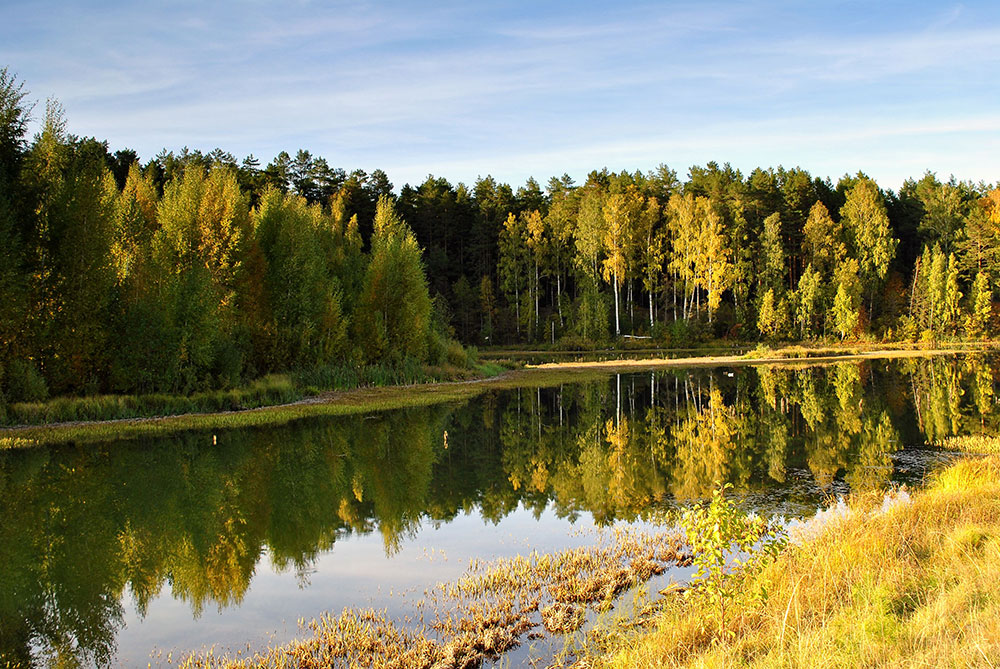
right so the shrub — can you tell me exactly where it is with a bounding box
[677,483,786,636]
[445,340,469,368]
[426,330,448,366]
[5,359,49,403]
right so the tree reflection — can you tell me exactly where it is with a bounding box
[1,355,997,666]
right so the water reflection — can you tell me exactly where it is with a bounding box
[0,355,995,667]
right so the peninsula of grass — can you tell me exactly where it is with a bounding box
[583,443,1000,668]
[0,343,987,449]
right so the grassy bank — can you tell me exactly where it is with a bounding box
[586,443,1000,668]
[0,344,983,449]
[0,359,508,428]
[0,363,623,448]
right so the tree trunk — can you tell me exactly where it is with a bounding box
[556,272,563,326]
[534,260,539,332]
[515,283,520,337]
[649,285,654,330]
[614,273,621,336]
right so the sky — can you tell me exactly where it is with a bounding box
[2,0,998,192]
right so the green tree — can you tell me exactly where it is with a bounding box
[928,245,947,335]
[666,192,700,321]
[833,282,858,340]
[636,196,663,330]
[254,189,347,369]
[0,68,30,366]
[698,198,734,324]
[602,190,639,336]
[965,271,992,339]
[795,264,822,338]
[23,103,117,392]
[801,201,844,279]
[354,196,432,363]
[479,275,497,343]
[760,212,784,292]
[757,288,779,340]
[942,252,962,336]
[840,177,896,320]
[498,212,529,338]
[524,209,547,338]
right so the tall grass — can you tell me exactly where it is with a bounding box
[2,374,302,426]
[587,454,1000,668]
[0,353,506,431]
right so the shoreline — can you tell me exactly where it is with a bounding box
[0,344,985,448]
[589,445,1000,668]
[174,443,1000,669]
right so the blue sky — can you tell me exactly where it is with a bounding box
[2,0,998,191]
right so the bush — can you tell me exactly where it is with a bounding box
[553,335,597,351]
[5,359,49,403]
[677,484,786,636]
[445,340,470,368]
[212,338,245,389]
[426,330,448,366]
[668,319,705,348]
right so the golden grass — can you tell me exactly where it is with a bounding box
[586,454,1000,668]
[178,527,690,669]
[937,434,1000,455]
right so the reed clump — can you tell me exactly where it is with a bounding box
[178,527,689,669]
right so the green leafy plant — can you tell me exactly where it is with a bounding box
[677,483,787,636]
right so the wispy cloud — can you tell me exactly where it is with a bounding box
[1,0,997,189]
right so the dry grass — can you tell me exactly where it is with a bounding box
[937,434,1000,455]
[584,454,1000,668]
[178,527,690,669]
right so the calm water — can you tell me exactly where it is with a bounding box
[1,354,994,667]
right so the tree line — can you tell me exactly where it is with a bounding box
[434,162,999,347]
[1,67,998,401]
[0,70,456,402]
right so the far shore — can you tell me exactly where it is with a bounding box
[0,343,988,448]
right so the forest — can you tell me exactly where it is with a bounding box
[1,68,998,403]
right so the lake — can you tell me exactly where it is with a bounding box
[0,353,991,667]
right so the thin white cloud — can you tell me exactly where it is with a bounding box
[3,0,996,192]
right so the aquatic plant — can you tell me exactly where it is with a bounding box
[178,527,691,668]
